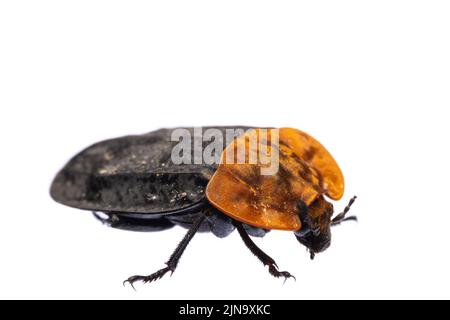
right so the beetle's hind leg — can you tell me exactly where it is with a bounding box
[123,214,205,289]
[92,212,174,232]
[233,221,295,282]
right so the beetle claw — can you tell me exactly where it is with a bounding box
[268,264,295,283]
[123,267,172,289]
[123,275,146,290]
[282,272,296,284]
[124,280,137,291]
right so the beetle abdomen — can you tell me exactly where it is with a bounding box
[51,127,251,214]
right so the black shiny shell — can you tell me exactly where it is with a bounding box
[50,127,250,214]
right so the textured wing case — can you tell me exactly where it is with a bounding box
[51,127,250,214]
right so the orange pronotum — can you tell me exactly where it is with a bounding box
[206,128,344,231]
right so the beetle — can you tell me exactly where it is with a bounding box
[50,126,356,287]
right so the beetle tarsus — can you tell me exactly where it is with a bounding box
[268,264,296,282]
[124,214,205,289]
[234,220,295,282]
[123,266,172,289]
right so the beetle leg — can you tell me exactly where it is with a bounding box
[331,196,358,226]
[233,221,295,282]
[92,211,174,232]
[123,214,205,289]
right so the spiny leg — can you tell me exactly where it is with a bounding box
[233,221,295,282]
[332,196,358,226]
[124,214,205,289]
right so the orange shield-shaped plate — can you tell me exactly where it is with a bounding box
[206,128,344,231]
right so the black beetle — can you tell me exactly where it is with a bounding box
[51,127,356,287]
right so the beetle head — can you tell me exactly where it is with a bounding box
[295,197,334,259]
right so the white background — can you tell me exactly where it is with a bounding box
[1,1,450,300]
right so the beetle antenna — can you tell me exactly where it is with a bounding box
[331,196,357,226]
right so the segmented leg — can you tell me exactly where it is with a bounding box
[124,214,205,289]
[92,212,174,232]
[233,221,295,282]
